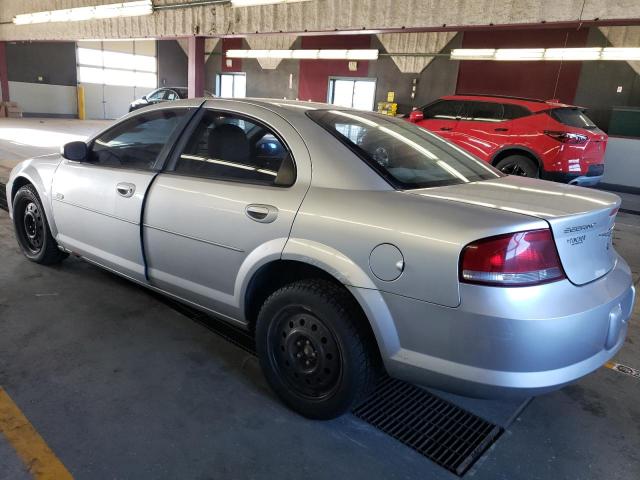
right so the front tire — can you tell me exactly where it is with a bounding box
[256,279,377,419]
[12,184,67,265]
[495,155,539,178]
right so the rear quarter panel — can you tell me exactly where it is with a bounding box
[285,186,548,308]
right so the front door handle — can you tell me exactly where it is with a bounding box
[494,127,509,132]
[246,204,278,223]
[116,182,136,198]
[440,127,453,131]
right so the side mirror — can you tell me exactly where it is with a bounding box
[62,141,88,162]
[409,110,424,123]
[142,95,147,100]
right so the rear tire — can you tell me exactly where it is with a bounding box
[256,279,377,419]
[495,155,539,178]
[12,184,67,265]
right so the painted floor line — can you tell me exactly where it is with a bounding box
[0,387,73,480]
[604,361,640,380]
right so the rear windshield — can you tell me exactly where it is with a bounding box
[550,108,597,129]
[307,109,502,189]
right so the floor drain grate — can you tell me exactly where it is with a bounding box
[0,183,7,211]
[353,376,502,476]
[156,294,502,476]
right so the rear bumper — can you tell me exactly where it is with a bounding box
[542,164,604,186]
[372,254,635,398]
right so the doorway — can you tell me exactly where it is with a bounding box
[328,78,376,110]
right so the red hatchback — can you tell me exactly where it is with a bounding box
[408,94,608,186]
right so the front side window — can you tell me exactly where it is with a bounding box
[422,100,465,120]
[164,90,179,101]
[147,89,164,101]
[174,110,295,186]
[88,109,188,170]
[308,109,502,189]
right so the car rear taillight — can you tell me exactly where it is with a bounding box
[460,229,565,287]
[544,130,588,144]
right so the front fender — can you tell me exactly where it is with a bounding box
[7,155,62,236]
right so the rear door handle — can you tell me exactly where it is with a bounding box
[440,127,453,131]
[246,204,278,223]
[494,128,509,132]
[116,182,136,198]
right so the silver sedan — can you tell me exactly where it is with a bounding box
[6,98,636,419]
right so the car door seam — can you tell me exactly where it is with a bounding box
[142,223,245,253]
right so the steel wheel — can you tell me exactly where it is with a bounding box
[21,201,45,254]
[268,307,342,400]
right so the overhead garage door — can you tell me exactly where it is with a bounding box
[77,40,157,120]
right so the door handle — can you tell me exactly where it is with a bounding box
[246,204,278,223]
[440,127,453,131]
[116,182,136,198]
[494,128,509,132]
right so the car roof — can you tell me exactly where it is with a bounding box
[440,94,576,112]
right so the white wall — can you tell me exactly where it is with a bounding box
[602,137,640,189]
[8,81,77,116]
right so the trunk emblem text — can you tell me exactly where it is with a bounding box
[564,223,596,234]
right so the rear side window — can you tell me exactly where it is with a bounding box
[308,109,502,189]
[461,101,504,122]
[88,108,188,170]
[549,108,597,129]
[503,104,531,120]
[173,110,295,186]
[422,100,464,120]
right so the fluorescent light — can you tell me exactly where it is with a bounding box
[231,0,311,6]
[494,48,544,61]
[451,47,640,62]
[13,1,152,25]
[450,49,496,60]
[601,47,640,61]
[544,48,602,61]
[291,50,320,59]
[226,49,379,60]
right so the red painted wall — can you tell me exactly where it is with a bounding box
[222,37,243,73]
[298,35,371,102]
[456,28,589,104]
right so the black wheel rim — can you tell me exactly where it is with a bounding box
[499,162,529,177]
[21,201,44,254]
[267,306,342,400]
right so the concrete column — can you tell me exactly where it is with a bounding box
[187,36,205,98]
[0,42,9,102]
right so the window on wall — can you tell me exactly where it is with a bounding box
[216,73,247,98]
[328,78,376,111]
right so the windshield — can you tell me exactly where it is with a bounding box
[307,109,502,189]
[550,108,597,130]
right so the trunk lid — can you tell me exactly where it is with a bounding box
[406,175,620,285]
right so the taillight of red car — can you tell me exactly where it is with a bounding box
[544,130,588,144]
[460,229,565,287]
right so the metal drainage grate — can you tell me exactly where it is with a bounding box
[0,182,7,211]
[353,376,502,476]
[155,294,502,476]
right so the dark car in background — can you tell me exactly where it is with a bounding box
[407,94,608,186]
[129,87,188,112]
[129,87,215,112]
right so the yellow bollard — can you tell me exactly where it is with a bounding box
[77,85,85,120]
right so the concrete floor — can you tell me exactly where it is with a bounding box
[0,117,639,479]
[0,117,109,183]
